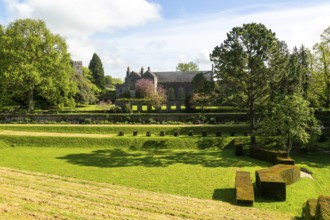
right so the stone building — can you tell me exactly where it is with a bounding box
[71,61,83,75]
[116,67,213,101]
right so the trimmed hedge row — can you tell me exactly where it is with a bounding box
[302,196,330,220]
[0,135,234,149]
[0,113,249,124]
[256,164,301,201]
[235,171,254,206]
[250,146,294,165]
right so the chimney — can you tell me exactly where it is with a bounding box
[148,66,151,72]
[140,67,144,76]
[126,66,130,77]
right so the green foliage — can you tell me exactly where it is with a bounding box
[176,61,199,72]
[259,95,321,155]
[210,23,280,143]
[74,68,99,104]
[111,77,123,85]
[0,19,77,112]
[309,26,330,108]
[88,53,105,90]
[135,79,166,108]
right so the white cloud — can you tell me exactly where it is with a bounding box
[4,0,161,37]
[2,0,330,79]
[98,1,330,78]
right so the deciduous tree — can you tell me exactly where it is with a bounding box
[1,19,77,112]
[210,23,279,144]
[309,26,330,108]
[176,61,199,72]
[135,79,166,108]
[258,95,320,155]
[74,67,99,104]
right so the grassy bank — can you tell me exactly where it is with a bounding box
[0,167,291,220]
[0,124,249,135]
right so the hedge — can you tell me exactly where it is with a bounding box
[302,196,330,220]
[250,146,294,165]
[256,164,301,201]
[235,171,254,206]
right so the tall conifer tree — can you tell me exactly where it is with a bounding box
[88,53,105,90]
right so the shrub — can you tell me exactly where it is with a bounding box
[302,199,317,220]
[235,171,254,206]
[316,195,330,220]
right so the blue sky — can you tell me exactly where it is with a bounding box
[0,0,330,79]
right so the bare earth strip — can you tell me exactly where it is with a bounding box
[0,130,115,138]
[0,167,292,220]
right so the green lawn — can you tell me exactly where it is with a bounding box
[0,139,329,217]
[0,124,329,218]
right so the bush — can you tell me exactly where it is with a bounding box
[250,146,291,164]
[302,196,330,220]
[316,195,330,220]
[235,171,254,206]
[256,170,286,201]
[302,199,317,220]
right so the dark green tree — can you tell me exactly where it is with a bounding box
[176,61,199,72]
[104,75,112,89]
[1,19,77,112]
[210,23,280,144]
[88,53,105,90]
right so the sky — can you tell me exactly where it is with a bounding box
[0,0,330,79]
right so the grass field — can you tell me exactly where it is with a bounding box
[0,124,329,219]
[0,167,292,220]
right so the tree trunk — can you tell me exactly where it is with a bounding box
[287,138,293,156]
[249,96,256,146]
[27,86,34,113]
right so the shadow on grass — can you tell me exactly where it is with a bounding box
[57,147,268,168]
[212,188,236,204]
[293,152,330,169]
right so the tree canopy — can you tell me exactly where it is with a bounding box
[176,61,199,72]
[74,67,99,104]
[258,95,320,155]
[309,26,330,108]
[135,79,166,108]
[88,53,105,90]
[210,23,280,144]
[0,19,77,112]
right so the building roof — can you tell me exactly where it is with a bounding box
[153,71,212,83]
